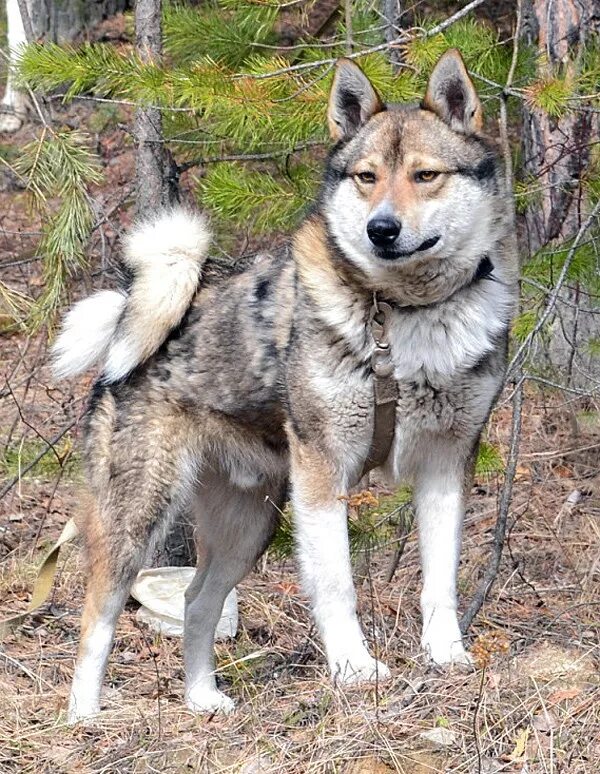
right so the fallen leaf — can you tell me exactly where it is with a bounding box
[509,727,530,761]
[532,709,559,733]
[515,465,530,481]
[548,686,581,704]
[419,727,458,748]
[274,581,299,595]
[553,464,573,479]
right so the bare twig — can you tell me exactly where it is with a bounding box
[472,666,486,774]
[4,379,63,466]
[461,378,524,634]
[236,0,490,80]
[384,503,414,583]
[524,373,598,397]
[344,0,353,55]
[498,0,522,190]
[178,140,324,173]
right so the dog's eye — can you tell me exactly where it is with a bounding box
[415,170,440,183]
[356,171,376,184]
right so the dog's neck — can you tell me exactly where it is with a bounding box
[380,253,496,311]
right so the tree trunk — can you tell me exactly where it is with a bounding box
[27,0,129,43]
[521,0,600,390]
[382,0,406,70]
[133,0,191,565]
[134,0,179,214]
[521,0,598,253]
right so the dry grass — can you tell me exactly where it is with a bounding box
[1,95,599,774]
[1,373,599,773]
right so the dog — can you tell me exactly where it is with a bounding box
[53,49,518,722]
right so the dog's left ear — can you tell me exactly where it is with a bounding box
[422,49,482,134]
[328,58,384,141]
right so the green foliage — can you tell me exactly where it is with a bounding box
[475,441,504,477]
[268,504,294,560]
[198,160,317,232]
[12,0,598,349]
[512,308,540,343]
[525,74,574,118]
[0,283,31,332]
[18,42,138,100]
[164,2,277,68]
[586,338,600,358]
[268,487,413,561]
[14,129,102,327]
[15,3,529,237]
[348,488,413,559]
[87,103,123,133]
[523,238,600,296]
[513,175,543,215]
[576,410,600,430]
[0,436,79,480]
[583,146,600,206]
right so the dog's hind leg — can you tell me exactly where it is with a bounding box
[183,468,283,714]
[68,399,194,723]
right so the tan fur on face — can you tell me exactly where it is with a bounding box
[293,218,363,308]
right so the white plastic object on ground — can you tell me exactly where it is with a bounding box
[130,567,238,640]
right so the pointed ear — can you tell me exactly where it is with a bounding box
[422,49,483,134]
[327,58,384,142]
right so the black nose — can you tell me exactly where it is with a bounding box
[367,217,401,247]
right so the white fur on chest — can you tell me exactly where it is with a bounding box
[389,280,511,382]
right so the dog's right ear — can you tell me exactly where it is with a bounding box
[328,58,384,142]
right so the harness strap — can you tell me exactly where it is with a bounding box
[358,255,496,480]
[360,297,398,479]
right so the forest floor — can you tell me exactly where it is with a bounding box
[1,40,600,774]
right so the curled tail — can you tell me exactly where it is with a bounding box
[52,208,211,382]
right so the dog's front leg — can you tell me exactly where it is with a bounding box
[290,437,390,685]
[415,450,472,666]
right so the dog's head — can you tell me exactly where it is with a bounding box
[321,49,512,299]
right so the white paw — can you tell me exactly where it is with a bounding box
[423,637,474,667]
[331,654,391,685]
[421,607,473,667]
[185,688,235,714]
[0,110,23,133]
[67,700,101,725]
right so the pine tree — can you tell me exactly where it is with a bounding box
[518,0,600,389]
[2,0,598,613]
[4,0,599,440]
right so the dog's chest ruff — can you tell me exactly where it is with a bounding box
[361,260,508,477]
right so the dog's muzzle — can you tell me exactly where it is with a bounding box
[370,230,441,261]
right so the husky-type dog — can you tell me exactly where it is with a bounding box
[54,49,518,722]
